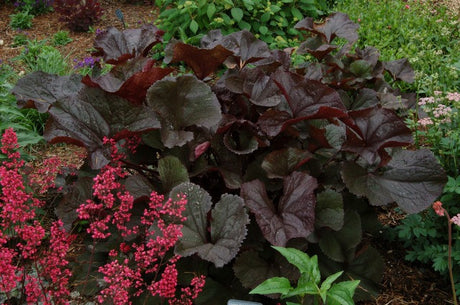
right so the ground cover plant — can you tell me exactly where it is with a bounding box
[334,0,460,94]
[5,11,448,304]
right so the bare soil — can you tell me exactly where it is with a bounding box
[0,1,457,304]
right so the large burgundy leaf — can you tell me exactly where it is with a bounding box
[296,36,338,60]
[92,24,164,64]
[257,71,347,137]
[261,147,313,178]
[240,171,318,246]
[171,183,249,268]
[342,106,412,166]
[12,72,83,113]
[295,13,359,44]
[164,40,233,80]
[146,75,222,148]
[45,87,160,169]
[342,149,447,213]
[205,30,271,68]
[82,57,173,105]
[384,59,415,83]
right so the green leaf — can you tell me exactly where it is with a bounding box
[272,246,314,276]
[189,19,199,34]
[326,280,360,305]
[259,26,268,35]
[261,147,312,179]
[320,271,344,302]
[291,7,303,20]
[283,282,318,298]
[231,7,244,22]
[238,20,251,30]
[206,3,216,19]
[158,155,189,192]
[261,12,271,23]
[249,277,292,295]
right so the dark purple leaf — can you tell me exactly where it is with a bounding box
[295,13,359,44]
[83,57,173,105]
[164,40,233,80]
[257,109,291,137]
[55,177,93,231]
[146,75,222,148]
[208,30,271,67]
[124,174,154,202]
[45,87,160,169]
[241,171,318,246]
[261,148,313,178]
[12,72,83,113]
[342,149,447,213]
[171,183,249,267]
[297,36,338,60]
[92,24,164,64]
[384,58,415,83]
[342,106,412,165]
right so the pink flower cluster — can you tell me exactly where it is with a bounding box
[0,128,75,304]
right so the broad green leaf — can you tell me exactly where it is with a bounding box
[326,280,360,305]
[272,247,313,275]
[319,271,344,302]
[231,7,244,22]
[282,282,318,298]
[249,277,292,295]
[206,3,216,19]
[261,12,271,23]
[259,26,268,35]
[291,7,303,20]
[238,20,251,30]
[189,19,199,34]
[158,156,189,192]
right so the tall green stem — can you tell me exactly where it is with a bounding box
[446,214,458,305]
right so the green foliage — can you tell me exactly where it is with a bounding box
[52,30,73,46]
[250,246,360,305]
[0,64,43,153]
[9,10,34,29]
[16,39,71,75]
[334,0,460,93]
[154,0,331,48]
[12,33,29,47]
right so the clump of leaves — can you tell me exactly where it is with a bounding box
[154,0,330,48]
[250,246,360,305]
[14,0,54,15]
[12,14,446,304]
[9,10,34,29]
[52,30,73,46]
[53,0,103,32]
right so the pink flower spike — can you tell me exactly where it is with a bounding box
[433,201,445,216]
[451,214,460,227]
[405,4,410,9]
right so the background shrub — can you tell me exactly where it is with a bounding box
[154,0,333,48]
[53,0,103,32]
[14,0,54,15]
[9,10,34,29]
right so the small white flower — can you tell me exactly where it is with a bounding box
[18,70,25,76]
[0,39,4,46]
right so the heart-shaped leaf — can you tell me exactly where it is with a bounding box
[146,75,222,148]
[92,24,164,64]
[171,182,249,267]
[241,171,318,246]
[12,72,83,113]
[342,149,447,213]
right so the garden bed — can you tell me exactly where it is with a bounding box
[0,1,457,304]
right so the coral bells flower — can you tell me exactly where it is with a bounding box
[451,214,460,227]
[433,201,445,216]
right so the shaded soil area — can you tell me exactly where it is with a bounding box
[0,1,457,304]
